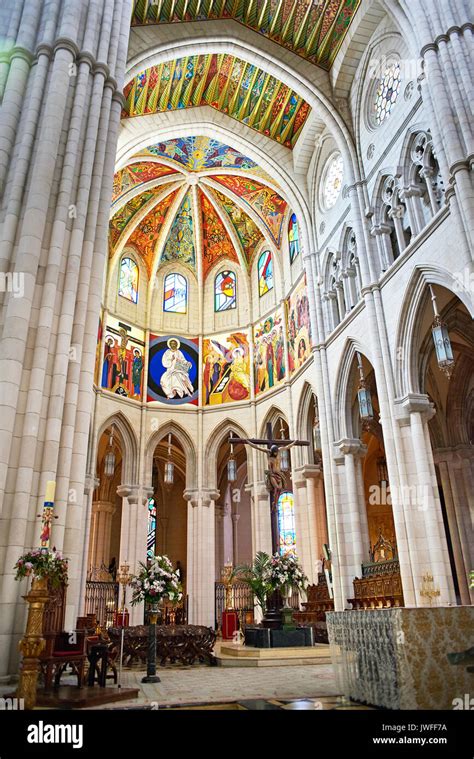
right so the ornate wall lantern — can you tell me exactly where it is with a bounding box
[227,435,237,483]
[279,419,290,472]
[429,285,455,378]
[164,433,174,489]
[356,352,374,421]
[103,426,116,478]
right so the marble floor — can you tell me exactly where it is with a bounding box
[87,661,339,709]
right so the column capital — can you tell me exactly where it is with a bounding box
[116,483,140,501]
[183,488,219,507]
[92,500,115,515]
[183,489,200,507]
[141,486,154,506]
[394,393,436,425]
[293,464,323,482]
[201,488,220,507]
[84,475,99,495]
[333,438,367,462]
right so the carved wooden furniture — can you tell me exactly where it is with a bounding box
[108,624,217,667]
[40,630,87,691]
[39,582,89,691]
[347,534,404,610]
[293,573,334,643]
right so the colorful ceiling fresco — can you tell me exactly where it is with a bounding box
[211,174,287,246]
[160,191,196,269]
[210,187,263,266]
[122,54,311,149]
[111,140,288,279]
[125,188,180,275]
[138,136,258,172]
[109,183,178,250]
[112,162,178,202]
[200,191,239,277]
[130,0,361,69]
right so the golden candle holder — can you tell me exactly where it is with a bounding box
[420,572,440,605]
[16,576,50,709]
[118,561,130,613]
[221,564,234,610]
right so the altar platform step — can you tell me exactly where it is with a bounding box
[35,685,139,709]
[215,642,331,667]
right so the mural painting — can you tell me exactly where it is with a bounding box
[253,309,286,395]
[202,332,250,405]
[148,335,199,405]
[286,276,312,375]
[99,315,145,400]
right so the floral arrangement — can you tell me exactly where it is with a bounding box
[130,555,182,607]
[14,547,68,588]
[270,552,308,592]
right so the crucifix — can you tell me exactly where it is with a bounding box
[229,423,310,555]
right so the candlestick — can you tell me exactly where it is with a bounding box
[40,480,56,550]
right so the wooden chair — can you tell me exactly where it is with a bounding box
[40,630,87,691]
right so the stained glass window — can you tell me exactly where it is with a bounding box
[147,497,157,562]
[288,213,301,263]
[257,250,273,296]
[323,154,343,209]
[214,270,236,312]
[119,257,139,303]
[374,61,401,126]
[277,491,296,556]
[163,272,187,313]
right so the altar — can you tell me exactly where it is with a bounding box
[326,606,474,710]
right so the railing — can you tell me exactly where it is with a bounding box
[84,581,119,628]
[144,596,189,626]
[215,582,254,628]
[361,559,400,577]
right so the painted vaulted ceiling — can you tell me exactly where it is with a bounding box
[123,53,311,148]
[130,0,361,70]
[110,137,288,278]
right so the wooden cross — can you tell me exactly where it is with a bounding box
[230,423,309,554]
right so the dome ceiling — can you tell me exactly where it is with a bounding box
[110,137,288,278]
[123,53,311,148]
[130,0,361,70]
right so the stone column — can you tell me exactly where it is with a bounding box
[370,223,393,271]
[293,464,326,585]
[334,439,370,604]
[0,0,131,677]
[231,513,240,566]
[249,482,273,558]
[88,500,115,571]
[184,489,218,627]
[436,459,471,604]
[394,394,456,606]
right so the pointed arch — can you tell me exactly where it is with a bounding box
[395,264,474,397]
[204,418,251,491]
[295,381,319,467]
[145,422,197,491]
[96,411,139,485]
[258,405,289,439]
[333,337,373,441]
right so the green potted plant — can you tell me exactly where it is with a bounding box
[234,551,274,616]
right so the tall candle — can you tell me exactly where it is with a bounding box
[45,480,56,503]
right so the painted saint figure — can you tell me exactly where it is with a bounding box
[101,337,114,388]
[132,349,143,397]
[160,338,194,399]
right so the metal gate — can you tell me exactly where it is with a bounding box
[214,582,254,629]
[84,581,119,628]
